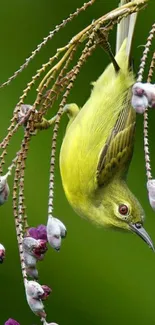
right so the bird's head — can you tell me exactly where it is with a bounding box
[102,180,154,251]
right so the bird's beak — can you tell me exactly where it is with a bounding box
[129,222,154,251]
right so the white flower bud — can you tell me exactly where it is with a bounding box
[148,197,155,211]
[132,82,155,110]
[147,179,155,211]
[54,218,67,238]
[132,82,145,96]
[47,217,67,251]
[26,280,44,298]
[26,266,38,279]
[147,179,155,195]
[0,243,5,263]
[0,174,10,206]
[43,321,58,325]
[25,281,46,318]
[131,94,148,114]
[23,237,38,254]
[24,251,37,268]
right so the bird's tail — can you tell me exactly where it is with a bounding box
[116,0,138,57]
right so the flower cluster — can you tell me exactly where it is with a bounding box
[23,221,66,280]
[23,225,48,280]
[0,1,152,324]
[0,178,66,324]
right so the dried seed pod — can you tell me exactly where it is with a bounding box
[25,281,46,318]
[0,243,5,263]
[14,104,32,126]
[147,179,155,210]
[0,173,10,206]
[47,217,67,251]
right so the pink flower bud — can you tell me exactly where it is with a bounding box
[132,83,146,97]
[147,179,155,211]
[0,243,5,263]
[0,174,10,206]
[41,285,52,300]
[33,240,48,259]
[25,281,46,318]
[47,217,67,251]
[23,237,47,260]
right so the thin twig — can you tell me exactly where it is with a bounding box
[0,0,96,89]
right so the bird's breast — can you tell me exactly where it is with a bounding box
[59,96,119,209]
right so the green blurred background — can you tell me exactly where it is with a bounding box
[0,0,155,324]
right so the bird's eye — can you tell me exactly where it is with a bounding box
[118,204,128,216]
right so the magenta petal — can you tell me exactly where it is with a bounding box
[41,284,52,300]
[28,227,39,239]
[37,225,47,241]
[27,225,47,241]
[5,319,20,325]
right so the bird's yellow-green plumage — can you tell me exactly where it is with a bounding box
[59,0,154,250]
[60,40,145,230]
[60,0,154,250]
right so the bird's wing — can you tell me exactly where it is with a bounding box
[96,91,136,187]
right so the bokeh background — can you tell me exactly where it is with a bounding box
[0,0,155,324]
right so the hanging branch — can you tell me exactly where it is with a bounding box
[0,0,96,89]
[0,0,152,324]
[136,23,155,180]
[0,0,149,143]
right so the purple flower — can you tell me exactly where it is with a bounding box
[5,319,20,325]
[28,225,47,242]
[37,225,47,241]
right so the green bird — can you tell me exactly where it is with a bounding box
[59,1,154,250]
